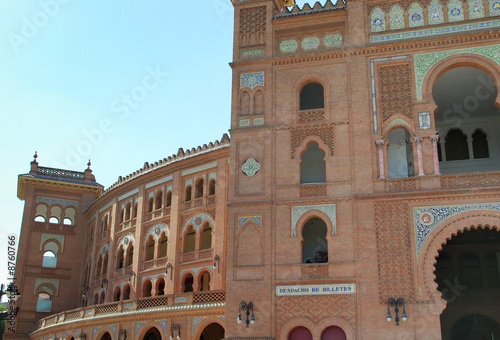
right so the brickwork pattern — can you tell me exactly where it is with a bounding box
[299,109,325,123]
[301,264,328,278]
[193,290,226,303]
[276,295,356,332]
[137,296,168,309]
[375,201,414,302]
[291,126,334,158]
[240,6,266,46]
[379,64,412,121]
[300,184,327,197]
[441,172,500,188]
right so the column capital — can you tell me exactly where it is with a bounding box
[430,135,440,144]
[375,139,385,147]
[413,136,423,145]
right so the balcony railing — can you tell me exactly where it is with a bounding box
[141,257,168,271]
[34,290,226,331]
[179,249,213,264]
[38,166,85,180]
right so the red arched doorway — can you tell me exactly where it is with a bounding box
[199,322,224,340]
[288,326,312,340]
[321,326,347,340]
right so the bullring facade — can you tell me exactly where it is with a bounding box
[7,0,500,339]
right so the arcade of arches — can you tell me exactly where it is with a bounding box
[434,227,500,339]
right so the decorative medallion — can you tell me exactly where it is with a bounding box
[448,0,465,21]
[490,0,500,15]
[428,0,445,25]
[241,158,261,177]
[124,238,129,245]
[280,39,298,53]
[418,112,431,130]
[195,217,202,225]
[240,72,264,89]
[468,0,485,19]
[155,227,160,235]
[389,5,405,30]
[301,37,320,50]
[323,34,342,47]
[371,8,386,32]
[409,3,424,28]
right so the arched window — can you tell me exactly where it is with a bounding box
[126,245,134,266]
[185,185,192,202]
[49,217,59,224]
[300,143,326,184]
[49,206,62,224]
[63,218,72,225]
[117,247,124,269]
[288,327,313,340]
[64,207,75,225]
[156,278,165,296]
[183,274,194,293]
[472,129,489,159]
[209,179,216,196]
[166,191,172,207]
[302,218,328,263]
[125,202,131,220]
[133,203,138,218]
[146,236,155,261]
[459,252,482,288]
[201,223,212,250]
[486,252,500,288]
[35,204,48,222]
[143,280,152,297]
[100,291,105,304]
[36,291,52,312]
[254,90,264,114]
[102,253,108,274]
[240,92,250,115]
[185,226,196,253]
[159,233,168,258]
[199,272,211,291]
[42,241,59,268]
[120,209,125,223]
[96,256,103,276]
[388,128,415,178]
[155,191,163,210]
[148,198,154,213]
[435,251,455,292]
[113,287,121,301]
[300,82,324,110]
[94,293,99,305]
[195,178,204,198]
[144,328,161,340]
[445,129,470,161]
[35,216,46,222]
[123,285,130,300]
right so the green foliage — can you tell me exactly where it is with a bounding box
[0,304,6,340]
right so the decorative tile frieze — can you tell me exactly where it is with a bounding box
[37,197,78,207]
[469,0,485,19]
[323,34,342,47]
[409,3,425,27]
[253,117,264,126]
[241,48,265,57]
[291,204,336,237]
[301,36,320,50]
[280,39,298,53]
[448,0,465,22]
[238,216,262,228]
[389,5,405,30]
[239,119,250,127]
[371,7,386,32]
[490,0,500,16]
[413,202,500,261]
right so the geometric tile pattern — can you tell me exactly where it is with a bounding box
[490,0,500,16]
[280,40,299,53]
[238,216,262,228]
[36,197,78,207]
[413,202,500,261]
[371,7,386,32]
[182,213,215,234]
[240,6,266,47]
[448,0,465,22]
[418,112,431,129]
[369,54,411,134]
[414,44,500,101]
[276,295,356,335]
[301,37,320,50]
[379,63,412,121]
[323,34,342,47]
[409,3,425,27]
[390,5,405,30]
[240,72,265,89]
[40,233,65,252]
[192,317,205,335]
[429,0,445,25]
[375,201,414,302]
[468,0,485,19]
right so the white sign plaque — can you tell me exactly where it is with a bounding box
[276,284,356,296]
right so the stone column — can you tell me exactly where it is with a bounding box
[375,140,385,179]
[430,135,441,175]
[414,137,424,176]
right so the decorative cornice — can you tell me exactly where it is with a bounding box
[17,176,102,201]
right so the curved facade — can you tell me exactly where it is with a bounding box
[7,0,500,339]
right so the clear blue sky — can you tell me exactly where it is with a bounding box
[0,0,321,299]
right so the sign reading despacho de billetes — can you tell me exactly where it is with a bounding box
[276,284,356,296]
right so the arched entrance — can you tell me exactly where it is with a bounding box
[100,332,112,340]
[434,228,500,338]
[288,326,312,340]
[143,327,161,340]
[199,322,224,340]
[432,66,500,174]
[321,326,347,340]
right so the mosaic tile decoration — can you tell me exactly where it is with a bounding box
[409,3,425,27]
[428,0,445,25]
[413,202,500,261]
[385,118,413,133]
[98,244,109,257]
[448,0,465,22]
[63,332,67,339]
[253,117,264,125]
[301,37,320,50]
[468,0,485,19]
[93,327,100,339]
[156,320,167,335]
[371,7,386,32]
[371,19,500,44]
[240,72,264,89]
[241,158,261,177]
[117,233,135,251]
[238,216,262,228]
[370,55,411,134]
[291,204,336,237]
[241,48,265,57]
[192,317,205,334]
[109,325,116,339]
[219,315,226,320]
[145,223,169,242]
[490,0,500,16]
[182,213,215,234]
[280,39,298,53]
[324,34,342,47]
[34,278,59,295]
[414,44,500,101]
[135,322,145,336]
[418,112,432,129]
[239,119,250,127]
[73,331,80,339]
[37,197,78,207]
[180,266,212,277]
[40,233,65,252]
[390,5,405,30]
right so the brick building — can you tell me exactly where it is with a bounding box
[6,0,500,339]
